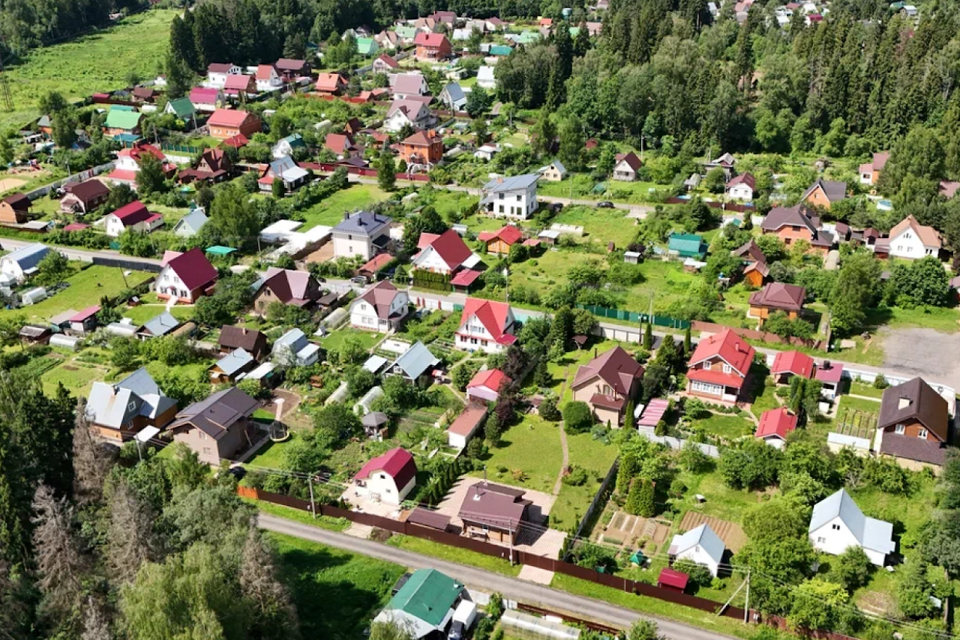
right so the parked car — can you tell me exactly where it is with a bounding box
[597,201,615,208]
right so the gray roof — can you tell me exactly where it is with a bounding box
[669,523,725,564]
[2,243,50,271]
[802,179,847,203]
[332,210,392,237]
[214,348,254,376]
[809,489,896,555]
[173,209,209,236]
[273,328,309,353]
[482,173,539,193]
[392,341,439,380]
[168,386,258,440]
[86,368,175,429]
[141,312,179,337]
[441,82,466,107]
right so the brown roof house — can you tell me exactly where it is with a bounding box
[177,148,233,184]
[571,346,644,428]
[612,152,642,182]
[218,325,269,361]
[60,179,110,214]
[85,368,178,442]
[458,481,532,545]
[252,267,323,315]
[167,387,260,465]
[876,377,951,471]
[0,193,31,224]
[731,239,769,287]
[760,204,835,254]
[349,280,411,332]
[748,282,806,327]
[802,179,847,210]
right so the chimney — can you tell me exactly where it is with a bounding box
[823,360,831,370]
[343,211,350,221]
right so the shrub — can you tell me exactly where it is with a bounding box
[562,400,594,433]
[562,465,589,486]
[672,559,714,589]
[873,374,889,389]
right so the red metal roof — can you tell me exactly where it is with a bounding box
[756,407,798,440]
[208,109,254,128]
[223,74,253,91]
[359,253,394,273]
[815,361,844,384]
[637,398,669,428]
[162,248,218,292]
[414,32,449,47]
[771,351,814,379]
[447,403,488,437]
[111,201,152,225]
[449,268,482,287]
[354,447,417,489]
[687,367,747,389]
[69,305,101,322]
[316,73,346,93]
[468,369,510,393]
[63,223,90,232]
[221,134,249,148]
[688,329,754,377]
[459,298,513,342]
[421,229,472,269]
[478,225,523,246]
[748,283,806,312]
[658,568,689,591]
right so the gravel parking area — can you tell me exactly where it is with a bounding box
[879,327,960,389]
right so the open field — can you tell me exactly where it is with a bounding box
[468,414,564,494]
[0,10,178,131]
[41,359,106,397]
[319,327,383,353]
[299,184,388,229]
[688,411,756,440]
[551,430,619,532]
[552,205,640,247]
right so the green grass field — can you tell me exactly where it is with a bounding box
[689,411,756,440]
[299,184,389,229]
[551,431,619,531]
[551,205,640,247]
[120,303,195,326]
[319,327,382,353]
[385,534,522,576]
[0,10,178,131]
[41,359,105,397]
[468,414,564,494]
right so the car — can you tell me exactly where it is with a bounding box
[597,201,615,208]
[350,275,368,285]
[447,621,465,640]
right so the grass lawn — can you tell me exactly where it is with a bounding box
[428,189,477,221]
[836,394,882,417]
[320,327,382,353]
[120,303,195,325]
[269,533,405,640]
[689,411,756,440]
[538,174,668,204]
[551,430,619,532]
[0,266,153,323]
[299,184,389,229]
[468,414,564,494]
[242,499,350,532]
[551,205,640,247]
[41,359,105,397]
[849,380,884,399]
[244,433,295,471]
[385,534,522,576]
[0,10,178,131]
[673,469,774,525]
[748,374,781,420]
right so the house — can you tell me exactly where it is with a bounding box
[761,204,835,254]
[458,482,531,544]
[412,229,480,276]
[748,282,806,326]
[467,369,510,403]
[223,74,256,99]
[272,328,320,366]
[539,160,567,182]
[178,148,233,185]
[315,73,348,96]
[163,97,196,122]
[756,407,798,449]
[686,329,755,403]
[391,73,430,99]
[478,225,523,255]
[358,253,394,280]
[331,210,392,260]
[66,305,100,335]
[207,109,261,140]
[414,32,453,60]
[103,201,163,237]
[667,233,707,260]
[324,133,361,159]
[138,312,180,339]
[102,107,143,138]
[473,144,500,162]
[859,152,889,186]
[375,30,401,50]
[770,350,815,384]
[155,248,218,304]
[571,346,644,427]
[704,152,737,178]
[816,361,844,400]
[189,87,223,112]
[106,141,176,187]
[60,179,110,214]
[209,348,256,383]
[731,239,768,287]
[399,130,444,167]
[439,82,467,111]
[253,267,323,314]
[167,387,260,465]
[132,86,158,104]
[455,298,516,354]
[373,53,399,74]
[86,368,177,441]
[384,98,434,132]
[880,214,942,260]
[668,523,725,577]
[275,58,311,81]
[809,489,895,566]
[373,569,464,639]
[476,66,496,90]
[613,151,642,182]
[19,325,51,345]
[255,64,282,92]
[428,10,457,26]
[802,179,847,210]
[0,192,30,224]
[171,209,209,239]
[389,341,440,386]
[446,403,488,449]
[480,174,539,220]
[219,325,269,361]
[726,172,755,201]
[258,156,310,193]
[0,243,50,285]
[271,133,306,159]
[206,62,242,88]
[351,448,417,505]
[876,377,950,470]
[356,36,379,57]
[350,280,410,331]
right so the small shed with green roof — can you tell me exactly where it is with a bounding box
[164,97,196,120]
[373,569,464,638]
[668,233,707,259]
[205,245,236,257]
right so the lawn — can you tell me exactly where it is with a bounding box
[551,205,640,247]
[385,534,522,576]
[468,414,564,494]
[120,303,195,326]
[836,394,882,417]
[688,411,756,441]
[269,533,405,640]
[242,499,350,532]
[320,327,383,353]
[0,10,179,131]
[748,373,781,420]
[673,469,774,525]
[0,266,153,323]
[41,359,106,397]
[551,430,619,532]
[299,184,389,229]
[428,189,477,221]
[849,380,884,399]
[538,174,669,204]
[244,433,295,471]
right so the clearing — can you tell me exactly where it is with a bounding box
[299,184,388,230]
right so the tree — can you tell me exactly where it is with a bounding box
[35,250,70,288]
[72,400,113,505]
[617,452,639,495]
[636,479,655,517]
[643,322,653,349]
[32,484,86,622]
[531,108,556,159]
[625,478,643,515]
[165,51,195,99]
[484,413,502,447]
[897,559,936,620]
[135,152,167,196]
[628,620,663,640]
[271,177,285,199]
[107,183,137,211]
[533,360,552,387]
[108,479,159,585]
[452,364,476,391]
[465,86,491,118]
[789,579,848,632]
[828,546,872,593]
[240,526,300,639]
[370,618,415,640]
[110,337,141,370]
[563,401,593,434]
[377,151,396,191]
[80,597,112,640]
[539,396,561,421]
[719,437,782,490]
[830,251,882,336]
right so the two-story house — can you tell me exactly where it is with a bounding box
[106,141,176,188]
[272,328,320,367]
[252,268,323,314]
[876,377,950,471]
[612,152,642,182]
[315,73,348,96]
[809,489,895,566]
[324,133,362,160]
[177,148,233,185]
[571,346,644,427]
[686,329,755,403]
[726,172,755,201]
[154,248,218,304]
[390,73,430,99]
[414,32,452,60]
[373,53,399,74]
[760,204,835,254]
[60,179,110,215]
[668,524,725,577]
[189,87,223,112]
[86,368,178,442]
[480,174,539,219]
[478,225,523,255]
[102,107,143,138]
[256,64,283,92]
[384,98,434,133]
[207,109,262,140]
[103,201,164,237]
[411,229,480,276]
[456,298,516,354]
[206,62,242,88]
[257,156,310,193]
[349,280,410,331]
[167,387,259,465]
[802,179,847,210]
[878,215,942,260]
[332,211,393,260]
[859,151,889,186]
[399,130,444,168]
[747,282,806,327]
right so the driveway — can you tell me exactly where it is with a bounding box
[877,327,960,390]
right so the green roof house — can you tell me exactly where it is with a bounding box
[517,30,541,45]
[668,233,707,259]
[489,44,513,56]
[103,108,143,135]
[395,25,417,40]
[373,569,464,638]
[356,36,379,56]
[164,97,195,120]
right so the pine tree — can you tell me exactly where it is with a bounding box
[107,479,158,585]
[617,452,638,495]
[32,485,86,622]
[240,526,301,639]
[637,480,655,517]
[484,414,501,447]
[683,325,692,356]
[574,20,591,58]
[80,597,112,640]
[625,478,643,515]
[643,322,653,350]
[534,360,552,388]
[377,151,396,191]
[72,400,113,506]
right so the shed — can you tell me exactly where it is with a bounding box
[406,507,452,532]
[657,568,689,593]
[21,287,47,305]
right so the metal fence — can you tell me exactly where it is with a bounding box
[576,304,691,329]
[25,161,116,199]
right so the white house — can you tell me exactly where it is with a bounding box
[538,160,567,182]
[272,328,320,367]
[480,174,539,219]
[473,144,500,161]
[103,201,163,237]
[384,98,434,133]
[331,210,393,260]
[350,280,410,331]
[439,82,467,111]
[809,489,895,566]
[206,62,242,89]
[350,447,417,505]
[255,64,283,93]
[390,73,430,99]
[154,248,218,304]
[477,66,496,90]
[725,172,755,201]
[411,229,480,276]
[612,151,642,182]
[0,243,50,286]
[668,523,725,577]
[883,214,942,260]
[172,208,208,238]
[455,298,516,354]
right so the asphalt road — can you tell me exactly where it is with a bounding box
[0,237,162,267]
[258,513,738,640]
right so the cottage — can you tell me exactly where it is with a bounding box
[384,98,434,132]
[356,37,379,57]
[391,73,430,99]
[412,229,479,276]
[103,201,163,237]
[466,369,510,403]
[859,152,889,186]
[189,87,223,113]
[456,298,516,354]
[876,377,950,470]
[19,324,51,345]
[272,328,320,366]
[206,62,242,88]
[399,130,444,167]
[350,280,410,331]
[219,325,269,361]
[0,193,31,223]
[373,569,464,639]
[480,174,539,219]
[68,306,100,335]
[802,179,847,210]
[476,66,496,90]
[613,152,642,181]
[351,448,417,505]
[571,346,644,427]
[271,133,306,159]
[770,350,815,384]
[478,225,523,255]
[106,141,177,187]
[209,348,256,383]
[816,361,844,400]
[207,109,261,140]
[439,82,467,111]
[756,407,798,449]
[155,248,218,304]
[538,160,567,182]
[668,523,725,577]
[258,156,310,193]
[414,32,453,60]
[760,204,835,254]
[373,53,399,74]
[275,58,311,80]
[102,107,143,138]
[255,64,282,92]
[167,387,260,465]
[332,210,392,260]
[138,312,180,339]
[389,341,440,386]
[446,403,488,449]
[725,172,755,201]
[686,329,755,403]
[324,133,361,159]
[458,482,531,544]
[86,368,177,441]
[172,209,209,238]
[0,243,49,285]
[731,239,768,287]
[668,233,707,260]
[315,73,348,96]
[163,97,196,122]
[879,215,942,260]
[748,282,806,326]
[177,148,232,184]
[60,179,110,214]
[809,489,895,565]
[253,267,323,314]
[223,74,256,99]
[704,152,737,177]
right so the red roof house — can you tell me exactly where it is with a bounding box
[687,329,755,403]
[351,448,418,505]
[207,109,261,141]
[414,32,452,60]
[456,298,517,354]
[324,133,361,159]
[373,53,399,73]
[315,73,348,95]
[155,248,218,304]
[467,369,511,403]
[771,350,815,384]
[571,346,644,427]
[755,407,798,448]
[223,74,256,97]
[478,225,524,255]
[412,229,475,275]
[103,201,164,237]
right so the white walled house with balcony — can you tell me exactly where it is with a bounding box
[455,298,516,354]
[480,174,539,220]
[154,249,218,304]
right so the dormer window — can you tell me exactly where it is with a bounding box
[898,397,912,410]
[703,361,711,370]
[127,401,136,411]
[918,428,928,439]
[722,364,731,374]
[895,424,906,435]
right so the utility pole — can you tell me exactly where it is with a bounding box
[744,570,751,623]
[308,475,317,519]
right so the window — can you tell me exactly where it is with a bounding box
[918,428,928,439]
[703,361,711,370]
[832,523,841,530]
[895,424,905,435]
[203,447,211,455]
[516,194,521,201]
[127,401,136,411]
[722,364,731,374]
[817,537,826,544]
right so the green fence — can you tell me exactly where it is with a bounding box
[576,304,690,329]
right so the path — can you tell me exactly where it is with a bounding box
[0,238,163,268]
[551,365,571,497]
[258,513,738,640]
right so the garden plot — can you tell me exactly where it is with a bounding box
[678,511,747,553]
[596,512,671,552]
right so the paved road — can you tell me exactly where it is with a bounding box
[0,237,162,267]
[258,513,738,640]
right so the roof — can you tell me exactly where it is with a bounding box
[393,341,440,379]
[275,58,308,71]
[418,229,472,269]
[141,312,180,337]
[878,377,949,442]
[459,482,528,532]
[2,243,49,270]
[174,209,209,235]
[223,74,253,91]
[761,204,818,234]
[256,64,277,80]
[727,172,756,192]
[449,269,482,287]
[169,387,258,440]
[809,489,896,555]
[756,407,798,440]
[64,179,110,203]
[190,87,221,103]
[815,361,844,384]
[447,403,487,437]
[637,398,670,428]
[468,368,510,393]
[260,267,319,306]
[219,325,267,352]
[771,350,814,378]
[406,508,452,531]
[590,393,625,411]
[688,329,754,377]
[414,32,449,47]
[483,173,539,193]
[264,156,308,182]
[748,282,806,312]
[669,523,725,564]
[668,233,706,257]
[386,98,428,121]
[332,210,392,237]
[732,239,766,263]
[324,133,356,155]
[208,109,255,128]
[354,447,417,489]
[316,73,346,92]
[615,151,642,172]
[478,225,523,246]
[392,73,427,96]
[207,62,235,73]
[104,108,142,130]
[110,201,152,226]
[459,298,514,344]
[354,280,405,319]
[658,568,689,590]
[69,305,101,323]
[221,133,249,148]
[386,569,462,627]
[360,253,394,274]
[879,432,948,466]
[86,368,175,430]
[889,215,942,250]
[214,348,255,377]
[802,179,847,203]
[3,192,29,210]
[375,53,399,68]
[161,248,217,292]
[572,346,644,395]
